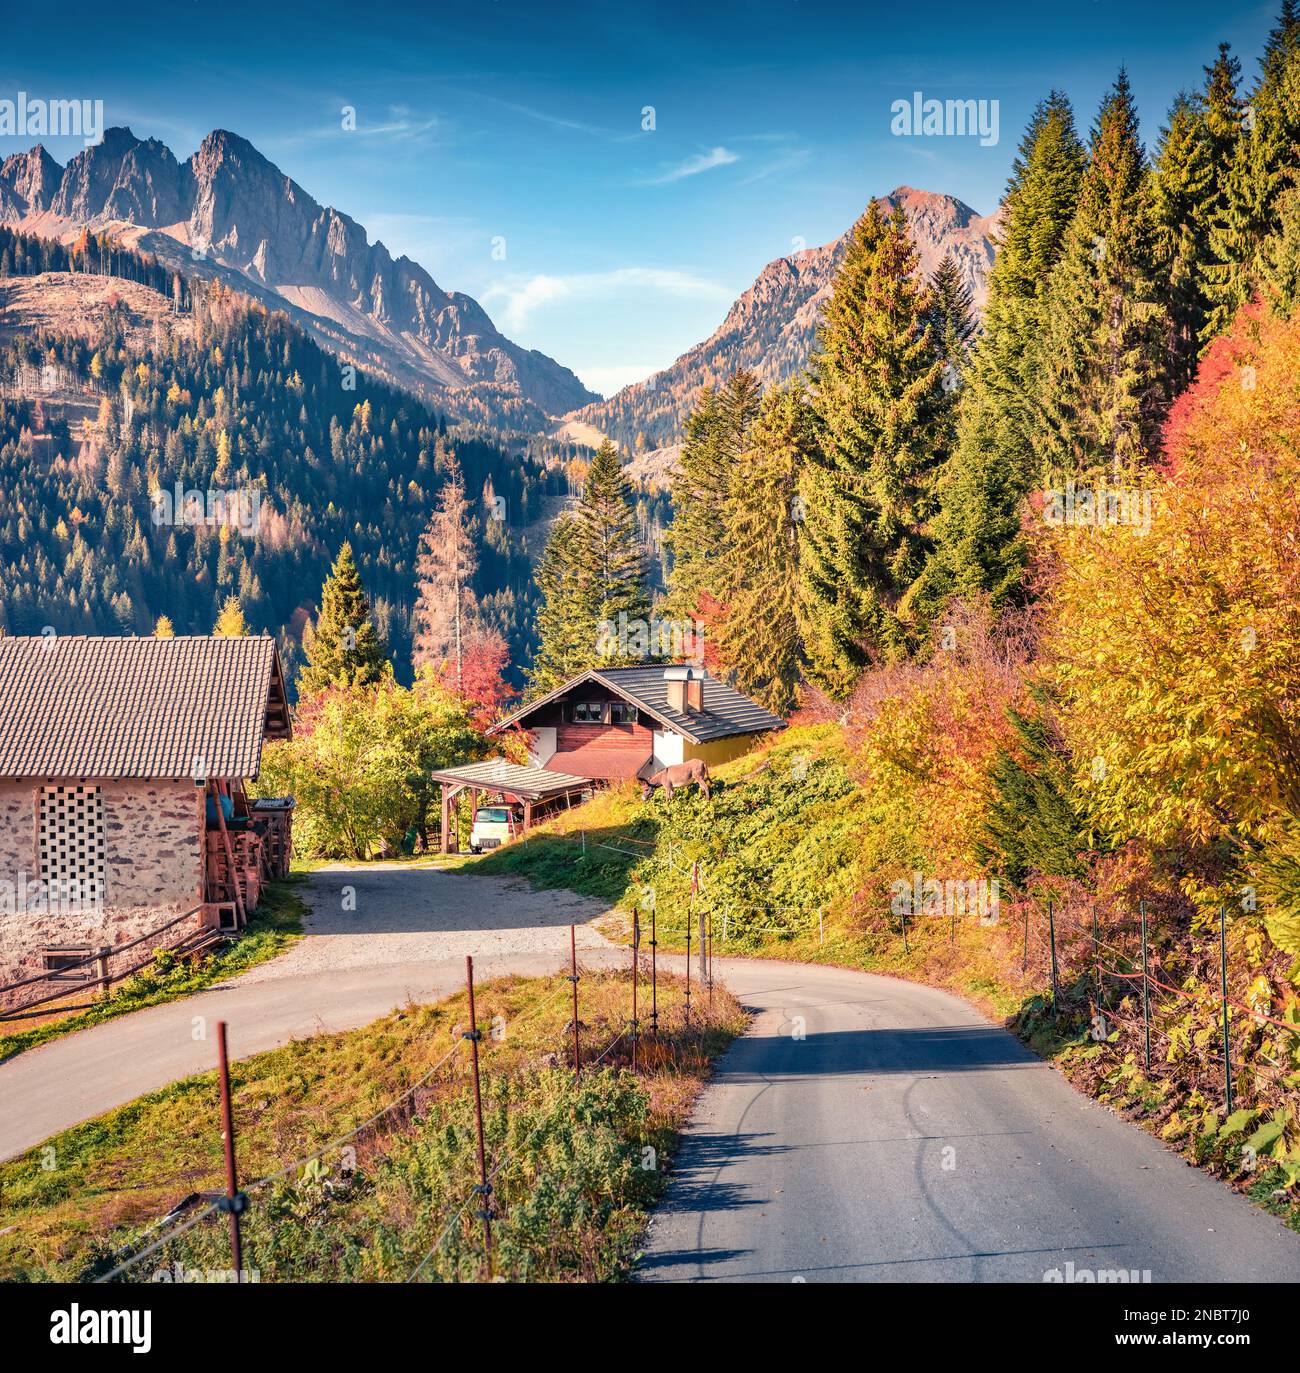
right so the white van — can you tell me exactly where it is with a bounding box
[470,804,521,853]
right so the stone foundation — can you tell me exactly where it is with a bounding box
[0,778,204,998]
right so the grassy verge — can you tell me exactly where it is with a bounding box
[0,878,307,1063]
[0,968,746,1283]
[462,724,1300,1234]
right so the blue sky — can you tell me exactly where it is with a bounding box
[0,0,1282,395]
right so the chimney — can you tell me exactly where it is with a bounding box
[664,665,703,714]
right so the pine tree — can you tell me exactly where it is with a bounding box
[798,200,949,694]
[712,383,810,714]
[413,454,479,690]
[1032,71,1168,481]
[911,94,1085,623]
[212,595,247,637]
[297,542,390,695]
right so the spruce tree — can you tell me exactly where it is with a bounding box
[1205,6,1300,336]
[297,542,390,695]
[527,440,650,692]
[798,200,947,695]
[526,515,597,694]
[1032,71,1168,481]
[713,383,810,714]
[927,254,976,380]
[912,93,1084,621]
[575,439,649,634]
[1150,92,1219,391]
[667,371,761,618]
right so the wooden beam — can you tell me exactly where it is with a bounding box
[210,782,247,928]
[441,781,451,855]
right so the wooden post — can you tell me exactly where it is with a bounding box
[210,783,246,928]
[94,947,110,1001]
[440,782,451,855]
[523,800,533,833]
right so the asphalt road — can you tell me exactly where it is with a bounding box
[4,869,1299,1284]
[638,960,1300,1282]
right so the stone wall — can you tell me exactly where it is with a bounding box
[0,778,205,998]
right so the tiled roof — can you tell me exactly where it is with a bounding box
[549,746,652,780]
[491,667,786,744]
[427,759,594,801]
[0,635,285,781]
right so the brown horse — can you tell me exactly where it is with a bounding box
[641,757,712,801]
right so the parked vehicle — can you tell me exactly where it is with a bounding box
[470,804,521,853]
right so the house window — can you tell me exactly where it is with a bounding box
[570,701,605,723]
[610,703,638,725]
[38,784,105,910]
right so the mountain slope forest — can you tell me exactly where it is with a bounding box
[0,224,572,681]
[511,7,1300,1212]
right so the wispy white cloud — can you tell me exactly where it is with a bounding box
[638,145,739,186]
[482,266,732,332]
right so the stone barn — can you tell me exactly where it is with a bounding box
[0,634,292,999]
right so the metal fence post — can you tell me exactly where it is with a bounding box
[650,904,658,1036]
[1048,900,1059,1015]
[1139,899,1151,1073]
[463,956,492,1275]
[1021,901,1029,973]
[569,924,580,1078]
[684,912,691,1028]
[1092,903,1101,1000]
[1220,904,1233,1114]
[215,1021,246,1282]
[631,908,639,1072]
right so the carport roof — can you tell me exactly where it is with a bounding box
[428,758,593,802]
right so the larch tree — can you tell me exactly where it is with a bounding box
[212,595,248,637]
[413,454,479,691]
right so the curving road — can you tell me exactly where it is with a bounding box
[638,960,1300,1283]
[3,866,1299,1283]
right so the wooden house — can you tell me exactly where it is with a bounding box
[489,665,785,782]
[0,634,292,997]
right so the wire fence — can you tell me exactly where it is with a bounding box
[90,919,721,1286]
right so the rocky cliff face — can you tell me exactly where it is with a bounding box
[2,127,596,424]
[564,186,999,450]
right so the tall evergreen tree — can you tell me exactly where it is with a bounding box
[298,542,390,695]
[575,439,649,632]
[527,440,650,692]
[1032,71,1168,480]
[926,254,976,381]
[666,371,761,618]
[1206,5,1300,336]
[526,515,596,694]
[913,93,1085,619]
[798,201,947,695]
[712,383,810,714]
[1150,92,1220,390]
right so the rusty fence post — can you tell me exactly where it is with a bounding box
[1048,900,1059,1016]
[215,1021,247,1282]
[650,904,658,1036]
[569,924,581,1078]
[631,908,639,1073]
[1219,904,1233,1114]
[463,956,493,1275]
[684,910,692,1028]
[1139,899,1151,1073]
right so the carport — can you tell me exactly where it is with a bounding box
[428,759,593,854]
